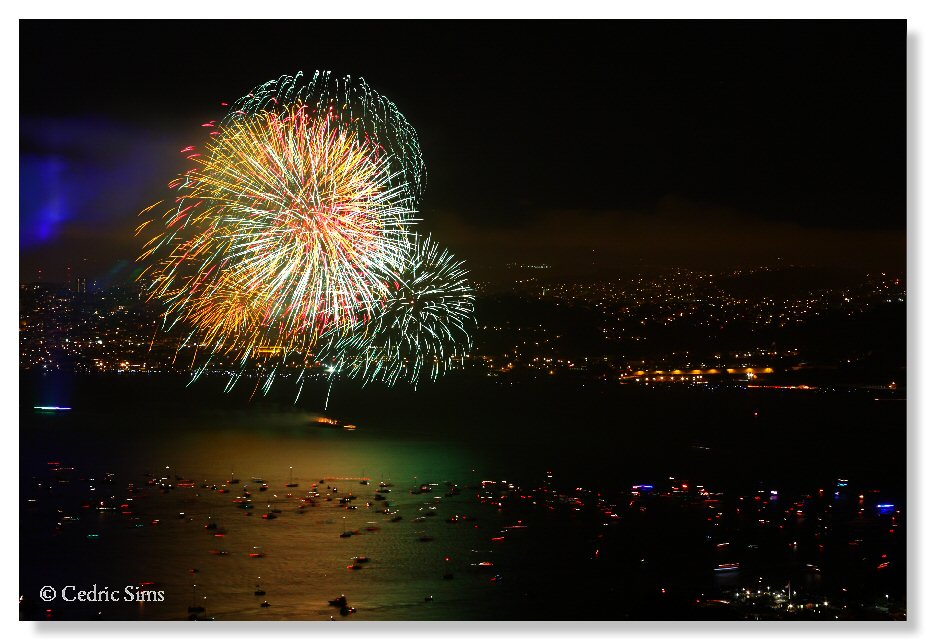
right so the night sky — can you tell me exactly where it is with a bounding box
[20,19,907,282]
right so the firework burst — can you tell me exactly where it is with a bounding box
[322,234,476,388]
[138,72,422,390]
[138,71,473,400]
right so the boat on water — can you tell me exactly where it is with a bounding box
[714,562,741,572]
[312,416,358,430]
[285,467,299,488]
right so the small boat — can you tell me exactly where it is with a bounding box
[285,467,299,488]
[249,547,265,558]
[352,556,370,563]
[390,515,402,522]
[424,595,433,602]
[260,601,271,608]
[262,513,277,520]
[340,531,353,538]
[329,595,348,607]
[188,605,205,614]
[254,589,266,596]
[347,563,362,570]
[714,563,741,572]
[339,605,356,616]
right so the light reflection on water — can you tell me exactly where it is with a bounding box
[20,376,907,620]
[22,407,516,620]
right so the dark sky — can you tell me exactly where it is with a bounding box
[20,19,907,282]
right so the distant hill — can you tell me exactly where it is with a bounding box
[713,266,863,300]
